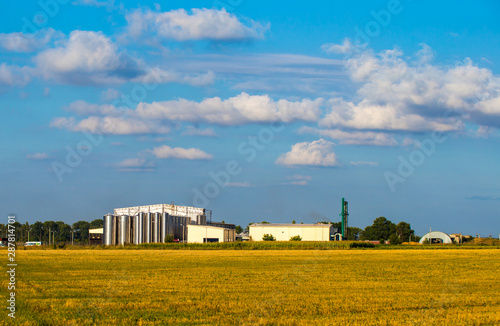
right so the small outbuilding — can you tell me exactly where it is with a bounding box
[419,231,453,244]
[249,223,336,242]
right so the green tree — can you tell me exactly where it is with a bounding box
[262,234,276,241]
[389,233,402,245]
[90,219,103,228]
[347,227,363,240]
[292,220,296,224]
[72,221,91,243]
[361,217,396,241]
[395,222,414,242]
[290,235,302,241]
[235,225,243,234]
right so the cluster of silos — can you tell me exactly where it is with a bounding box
[103,212,193,246]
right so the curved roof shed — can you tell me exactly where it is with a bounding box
[419,231,453,244]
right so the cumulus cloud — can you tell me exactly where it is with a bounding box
[51,93,321,134]
[0,28,62,53]
[150,145,212,160]
[50,116,171,134]
[35,30,143,85]
[321,42,500,131]
[321,38,353,55]
[298,126,398,146]
[27,152,49,160]
[33,30,212,87]
[0,63,32,86]
[135,92,322,125]
[126,8,268,42]
[276,139,339,167]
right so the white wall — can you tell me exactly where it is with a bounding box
[187,225,235,243]
[249,225,332,242]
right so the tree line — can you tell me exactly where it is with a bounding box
[0,219,103,244]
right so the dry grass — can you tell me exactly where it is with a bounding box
[10,249,500,325]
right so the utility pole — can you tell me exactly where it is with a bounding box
[49,227,51,245]
[71,231,74,246]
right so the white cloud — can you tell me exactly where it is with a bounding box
[136,68,215,87]
[113,157,156,172]
[151,145,212,160]
[0,63,32,86]
[114,158,146,168]
[135,92,323,125]
[276,139,339,167]
[285,174,312,185]
[101,89,120,102]
[27,152,49,160]
[350,161,378,166]
[321,38,353,55]
[35,30,143,85]
[182,126,217,137]
[320,42,500,131]
[50,116,171,135]
[65,100,121,116]
[298,126,398,146]
[126,8,268,42]
[0,28,62,53]
[33,30,215,86]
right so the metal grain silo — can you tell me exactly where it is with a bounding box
[161,212,169,242]
[118,215,129,245]
[144,212,152,243]
[103,214,114,246]
[134,213,143,244]
[153,212,161,243]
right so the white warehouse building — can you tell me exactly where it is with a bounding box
[187,225,235,243]
[249,223,336,242]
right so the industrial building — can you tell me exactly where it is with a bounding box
[187,225,235,243]
[419,231,453,244]
[89,228,103,245]
[102,203,234,245]
[249,223,337,242]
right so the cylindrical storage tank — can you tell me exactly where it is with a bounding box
[144,212,152,243]
[161,213,169,242]
[118,215,129,246]
[153,213,161,243]
[103,214,114,246]
[134,213,143,244]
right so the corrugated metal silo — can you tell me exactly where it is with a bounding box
[103,214,114,246]
[134,213,143,244]
[161,212,169,242]
[118,215,129,245]
[144,212,152,243]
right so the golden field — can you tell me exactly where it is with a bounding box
[9,248,500,325]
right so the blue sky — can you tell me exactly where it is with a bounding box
[1,0,499,237]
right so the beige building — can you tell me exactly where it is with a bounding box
[249,223,335,242]
[187,225,235,243]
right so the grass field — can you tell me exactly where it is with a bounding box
[9,248,500,325]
